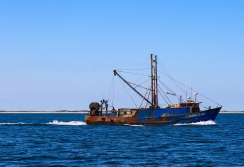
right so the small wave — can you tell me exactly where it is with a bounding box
[173,120,216,126]
[0,122,25,125]
[47,120,86,126]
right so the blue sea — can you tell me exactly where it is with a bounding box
[0,114,243,167]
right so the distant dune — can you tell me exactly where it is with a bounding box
[219,111,244,114]
[0,110,89,114]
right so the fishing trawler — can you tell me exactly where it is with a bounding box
[85,54,222,125]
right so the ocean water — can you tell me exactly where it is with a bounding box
[0,114,243,166]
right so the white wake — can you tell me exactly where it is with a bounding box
[47,120,86,126]
[124,124,144,127]
[0,122,25,125]
[173,120,216,126]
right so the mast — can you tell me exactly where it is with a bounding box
[113,54,159,109]
[150,54,159,108]
[151,54,155,107]
[155,55,158,107]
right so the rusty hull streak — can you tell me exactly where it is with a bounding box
[85,116,135,125]
[85,114,170,125]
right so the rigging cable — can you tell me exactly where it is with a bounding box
[116,70,150,77]
[116,68,150,71]
[108,76,114,102]
[158,91,170,106]
[158,79,175,95]
[139,85,151,108]
[158,85,172,104]
[158,78,185,103]
[127,78,151,90]
[112,76,115,107]
[158,70,222,106]
[145,89,151,108]
[157,58,186,94]
[119,77,138,108]
[111,71,149,107]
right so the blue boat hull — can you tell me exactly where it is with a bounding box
[136,107,221,125]
[85,107,221,125]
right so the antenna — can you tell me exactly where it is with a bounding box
[186,81,188,102]
[194,93,198,102]
[191,84,192,100]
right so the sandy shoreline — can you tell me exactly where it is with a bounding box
[219,111,244,114]
[0,111,243,114]
[0,111,88,114]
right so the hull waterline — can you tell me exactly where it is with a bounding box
[85,107,221,125]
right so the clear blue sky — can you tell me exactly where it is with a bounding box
[0,0,243,111]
